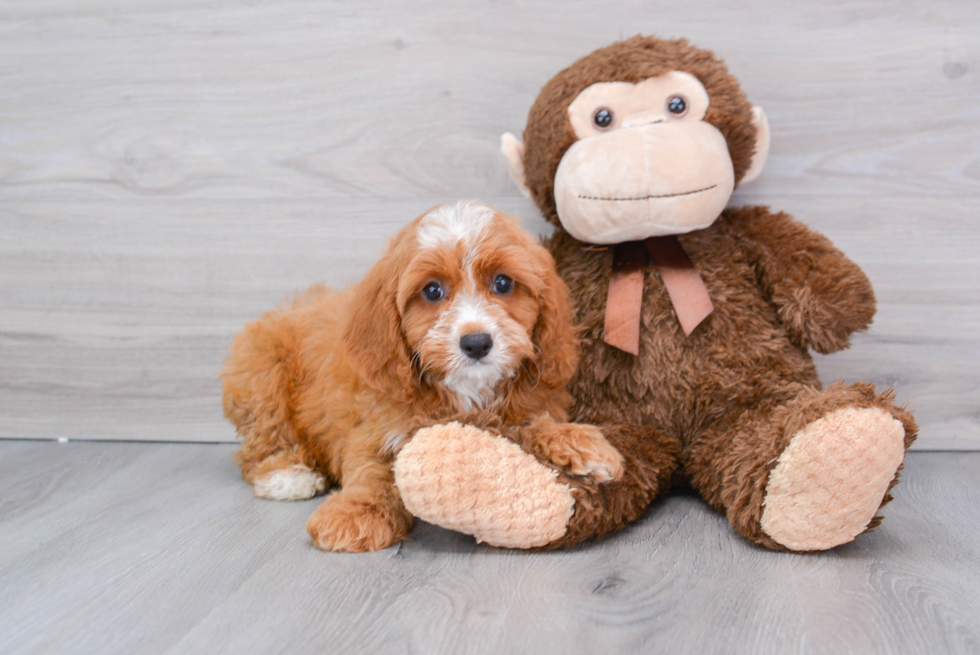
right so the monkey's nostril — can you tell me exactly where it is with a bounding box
[459,332,493,360]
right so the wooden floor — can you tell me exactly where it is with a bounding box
[1,441,978,655]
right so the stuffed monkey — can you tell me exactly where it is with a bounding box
[394,36,917,552]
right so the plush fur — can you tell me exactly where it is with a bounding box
[395,422,579,549]
[546,210,917,550]
[394,36,918,552]
[523,36,759,227]
[221,201,622,552]
[537,39,918,550]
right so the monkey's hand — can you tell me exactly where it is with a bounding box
[726,206,876,354]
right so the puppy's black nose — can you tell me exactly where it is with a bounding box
[460,332,493,360]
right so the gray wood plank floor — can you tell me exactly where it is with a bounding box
[1,441,978,655]
[1,0,978,447]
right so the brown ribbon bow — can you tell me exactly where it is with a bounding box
[603,235,714,355]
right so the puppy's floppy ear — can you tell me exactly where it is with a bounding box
[343,243,415,404]
[531,247,579,388]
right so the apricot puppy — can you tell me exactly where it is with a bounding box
[221,201,623,552]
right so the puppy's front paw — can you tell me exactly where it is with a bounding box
[543,424,624,482]
[306,492,409,553]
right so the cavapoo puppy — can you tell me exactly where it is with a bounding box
[222,201,623,552]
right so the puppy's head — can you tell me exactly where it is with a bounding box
[344,201,577,411]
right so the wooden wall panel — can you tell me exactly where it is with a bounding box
[1,0,977,446]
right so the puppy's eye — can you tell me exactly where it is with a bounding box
[666,95,688,117]
[421,282,444,302]
[592,107,614,130]
[492,275,514,295]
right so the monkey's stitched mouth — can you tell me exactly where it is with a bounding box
[578,185,717,201]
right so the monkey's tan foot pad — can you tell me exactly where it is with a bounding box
[394,422,575,549]
[761,407,906,551]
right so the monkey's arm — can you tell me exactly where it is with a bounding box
[723,206,876,354]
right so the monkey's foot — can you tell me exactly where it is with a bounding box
[393,422,575,549]
[760,407,906,551]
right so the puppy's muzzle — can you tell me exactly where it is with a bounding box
[460,332,493,361]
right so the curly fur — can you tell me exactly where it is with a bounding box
[221,201,590,552]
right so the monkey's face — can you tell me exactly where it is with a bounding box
[501,38,770,242]
[553,71,735,244]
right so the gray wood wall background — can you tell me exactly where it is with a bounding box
[1,0,977,448]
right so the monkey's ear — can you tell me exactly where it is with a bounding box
[741,107,770,185]
[500,133,531,199]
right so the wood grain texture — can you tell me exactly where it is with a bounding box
[0,0,977,201]
[0,0,977,446]
[2,195,976,445]
[1,441,978,654]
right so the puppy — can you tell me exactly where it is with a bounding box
[221,201,623,552]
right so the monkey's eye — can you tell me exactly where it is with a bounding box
[422,281,444,302]
[592,107,614,130]
[666,95,688,117]
[492,275,514,294]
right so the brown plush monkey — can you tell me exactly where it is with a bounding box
[394,36,917,552]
